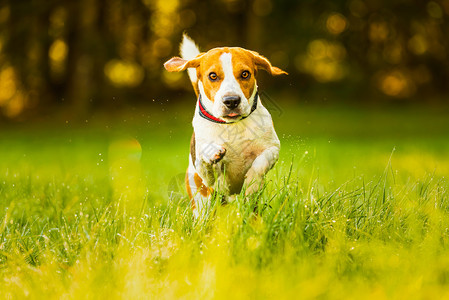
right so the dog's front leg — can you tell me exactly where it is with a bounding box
[244,145,279,195]
[191,142,226,218]
[195,142,226,187]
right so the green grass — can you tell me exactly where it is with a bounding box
[1,101,449,299]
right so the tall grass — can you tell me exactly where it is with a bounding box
[1,103,449,299]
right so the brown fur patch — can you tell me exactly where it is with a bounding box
[195,48,226,102]
[190,132,196,166]
[194,173,210,197]
[249,50,288,76]
[185,169,193,199]
[164,54,203,72]
[230,48,257,100]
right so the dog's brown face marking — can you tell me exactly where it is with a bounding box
[195,48,258,103]
[196,48,226,103]
[229,48,258,100]
[164,47,287,105]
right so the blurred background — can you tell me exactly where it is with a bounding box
[0,0,449,121]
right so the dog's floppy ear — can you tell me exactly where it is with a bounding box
[250,51,288,76]
[164,54,204,72]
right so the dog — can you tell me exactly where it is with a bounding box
[164,34,287,217]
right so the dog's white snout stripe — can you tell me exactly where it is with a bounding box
[218,53,243,98]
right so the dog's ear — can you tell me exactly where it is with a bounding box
[164,54,204,72]
[250,51,288,76]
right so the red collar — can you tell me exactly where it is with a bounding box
[198,91,259,124]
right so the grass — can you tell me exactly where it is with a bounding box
[1,100,449,299]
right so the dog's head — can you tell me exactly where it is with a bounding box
[164,46,287,122]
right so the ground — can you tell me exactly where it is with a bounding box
[1,100,449,299]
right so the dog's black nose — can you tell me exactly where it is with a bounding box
[223,95,241,109]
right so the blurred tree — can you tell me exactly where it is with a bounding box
[0,0,449,120]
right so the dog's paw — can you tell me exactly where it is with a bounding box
[200,143,226,165]
[211,147,226,164]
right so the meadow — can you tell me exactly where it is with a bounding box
[1,99,449,299]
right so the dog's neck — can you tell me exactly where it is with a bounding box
[197,91,259,124]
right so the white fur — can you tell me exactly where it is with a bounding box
[191,96,280,201]
[180,34,200,84]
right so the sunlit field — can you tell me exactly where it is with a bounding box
[1,101,449,299]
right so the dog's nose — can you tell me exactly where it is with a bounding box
[223,95,241,109]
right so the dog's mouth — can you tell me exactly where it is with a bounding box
[226,112,240,118]
[222,112,242,120]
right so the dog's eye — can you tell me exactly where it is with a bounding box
[208,72,218,81]
[241,71,250,79]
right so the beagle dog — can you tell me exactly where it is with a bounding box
[164,34,287,217]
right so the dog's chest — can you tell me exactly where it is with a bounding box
[214,121,266,162]
[193,105,278,193]
[194,107,274,160]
